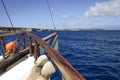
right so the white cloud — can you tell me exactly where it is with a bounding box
[60,15,78,21]
[85,0,120,17]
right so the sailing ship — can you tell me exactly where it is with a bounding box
[0,0,85,80]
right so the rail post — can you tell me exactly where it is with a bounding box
[34,40,38,62]
[0,37,6,58]
[28,37,32,56]
[1,37,6,53]
[21,33,25,49]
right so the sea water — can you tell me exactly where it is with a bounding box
[0,30,120,80]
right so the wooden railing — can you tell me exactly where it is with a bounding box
[0,32,85,80]
[0,32,26,54]
[26,32,85,80]
[0,32,57,74]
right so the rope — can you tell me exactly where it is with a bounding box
[1,0,18,40]
[46,0,56,31]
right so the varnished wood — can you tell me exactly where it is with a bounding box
[0,32,25,38]
[0,31,85,79]
[26,32,85,80]
[21,33,25,49]
[62,75,66,80]
[28,37,32,56]
[1,37,6,53]
[34,40,38,62]
[0,33,56,75]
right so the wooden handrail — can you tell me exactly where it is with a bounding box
[0,32,25,37]
[26,32,85,80]
[0,31,85,79]
[0,32,58,75]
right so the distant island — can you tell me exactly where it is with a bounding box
[0,26,104,32]
[0,26,52,32]
[59,28,104,31]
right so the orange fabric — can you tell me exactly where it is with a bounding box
[5,42,16,51]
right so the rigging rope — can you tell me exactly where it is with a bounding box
[1,0,18,40]
[1,0,19,52]
[46,0,56,31]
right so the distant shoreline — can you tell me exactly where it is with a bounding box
[0,27,52,32]
[58,28,104,31]
[1,26,120,32]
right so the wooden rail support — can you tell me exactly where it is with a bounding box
[34,40,38,62]
[62,75,66,80]
[1,37,6,53]
[21,33,25,49]
[26,32,85,80]
[28,37,32,56]
[0,32,85,80]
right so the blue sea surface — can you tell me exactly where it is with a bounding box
[0,30,120,80]
[57,30,120,80]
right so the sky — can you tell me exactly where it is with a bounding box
[0,0,120,30]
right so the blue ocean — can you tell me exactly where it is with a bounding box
[0,30,120,80]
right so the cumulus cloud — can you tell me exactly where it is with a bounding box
[85,0,120,17]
